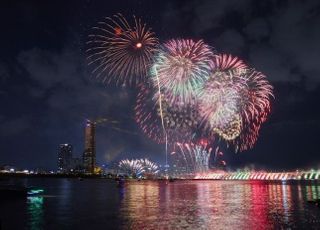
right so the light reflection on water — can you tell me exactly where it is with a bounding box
[1,179,320,229]
[119,181,320,229]
[27,196,44,230]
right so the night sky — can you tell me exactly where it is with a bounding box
[1,0,320,171]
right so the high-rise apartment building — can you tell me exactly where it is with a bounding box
[83,119,96,173]
[58,144,73,172]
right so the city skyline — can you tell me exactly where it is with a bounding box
[0,0,320,170]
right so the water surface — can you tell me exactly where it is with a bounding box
[1,178,320,229]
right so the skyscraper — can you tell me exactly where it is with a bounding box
[83,119,96,173]
[58,144,73,172]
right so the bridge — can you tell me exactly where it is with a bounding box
[194,170,320,181]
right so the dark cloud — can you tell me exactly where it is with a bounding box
[269,1,320,85]
[18,48,78,90]
[17,47,127,116]
[179,0,251,35]
[3,44,165,168]
[215,29,245,54]
[13,46,140,165]
[0,63,9,95]
[248,44,298,82]
[0,116,30,137]
[0,63,9,82]
[162,0,320,88]
[244,18,270,41]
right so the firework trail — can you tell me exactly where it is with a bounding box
[174,140,212,173]
[150,39,214,166]
[150,39,215,106]
[153,67,169,166]
[150,39,214,164]
[135,84,198,144]
[87,13,158,86]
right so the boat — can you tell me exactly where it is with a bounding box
[0,184,44,197]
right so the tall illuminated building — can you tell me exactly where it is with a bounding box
[58,144,73,172]
[83,119,96,173]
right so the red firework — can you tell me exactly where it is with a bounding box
[134,84,198,144]
[199,54,273,151]
[231,69,273,151]
[87,13,159,86]
[214,53,248,71]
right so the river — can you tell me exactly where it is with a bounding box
[1,178,320,229]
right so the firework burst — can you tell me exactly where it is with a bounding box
[231,69,273,151]
[86,14,274,170]
[118,159,144,176]
[199,70,243,141]
[118,158,159,176]
[87,13,158,86]
[199,63,273,151]
[151,39,215,105]
[135,84,198,144]
[139,158,160,174]
[214,53,247,71]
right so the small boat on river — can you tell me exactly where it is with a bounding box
[0,184,44,197]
